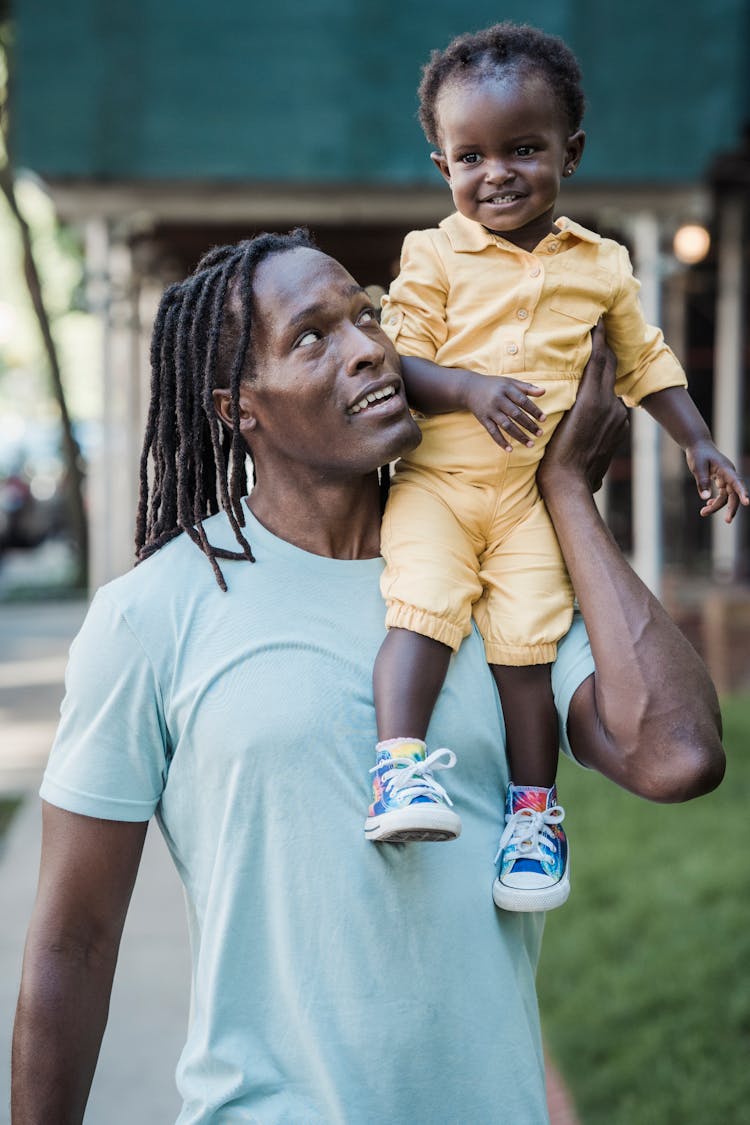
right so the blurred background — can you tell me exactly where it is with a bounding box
[0,2,748,1122]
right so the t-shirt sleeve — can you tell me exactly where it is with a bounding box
[39,589,169,821]
[607,243,688,407]
[552,610,595,764]
[380,229,449,360]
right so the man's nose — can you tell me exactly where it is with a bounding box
[344,321,386,374]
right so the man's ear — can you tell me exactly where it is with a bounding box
[212,386,257,434]
[430,151,451,186]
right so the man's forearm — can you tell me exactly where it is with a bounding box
[545,472,724,798]
[12,939,116,1123]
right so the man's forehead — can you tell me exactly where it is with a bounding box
[257,248,363,312]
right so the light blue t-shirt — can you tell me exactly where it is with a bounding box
[41,508,594,1125]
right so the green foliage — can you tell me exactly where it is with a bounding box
[539,696,750,1125]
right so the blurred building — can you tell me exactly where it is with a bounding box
[11,0,750,618]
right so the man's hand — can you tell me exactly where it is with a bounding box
[537,321,628,496]
[464,372,546,452]
[685,440,749,523]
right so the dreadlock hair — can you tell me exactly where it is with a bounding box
[135,228,317,591]
[418,23,586,148]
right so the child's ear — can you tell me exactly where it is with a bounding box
[563,130,586,178]
[212,386,258,435]
[430,151,452,185]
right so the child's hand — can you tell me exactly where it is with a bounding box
[464,373,546,452]
[685,440,749,522]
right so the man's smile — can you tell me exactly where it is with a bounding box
[347,381,400,415]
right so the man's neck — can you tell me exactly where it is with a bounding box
[245,473,383,560]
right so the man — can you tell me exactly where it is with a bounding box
[12,231,724,1124]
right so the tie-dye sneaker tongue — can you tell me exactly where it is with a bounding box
[492,783,570,913]
[508,784,553,815]
[374,740,425,768]
[364,738,462,844]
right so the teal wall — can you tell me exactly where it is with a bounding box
[13,0,750,185]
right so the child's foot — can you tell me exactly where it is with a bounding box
[492,784,569,912]
[364,738,462,843]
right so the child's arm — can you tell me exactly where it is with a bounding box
[400,355,547,453]
[641,386,749,523]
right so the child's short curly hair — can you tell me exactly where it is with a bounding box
[418,23,586,147]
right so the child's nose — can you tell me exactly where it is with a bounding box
[484,158,514,183]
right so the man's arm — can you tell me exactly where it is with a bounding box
[538,324,725,801]
[12,804,148,1124]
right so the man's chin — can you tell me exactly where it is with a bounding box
[386,415,422,463]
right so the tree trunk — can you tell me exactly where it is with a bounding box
[0,165,89,586]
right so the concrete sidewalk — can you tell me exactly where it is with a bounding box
[0,600,190,1124]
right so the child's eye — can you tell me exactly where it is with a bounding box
[459,153,481,165]
[296,330,321,348]
[515,145,536,157]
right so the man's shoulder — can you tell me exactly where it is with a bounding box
[97,511,240,631]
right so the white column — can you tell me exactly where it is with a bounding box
[84,221,141,590]
[628,212,664,597]
[84,218,113,593]
[712,196,745,580]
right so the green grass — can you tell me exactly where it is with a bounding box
[538,696,750,1125]
[0,796,21,841]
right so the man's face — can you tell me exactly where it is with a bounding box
[432,70,584,253]
[240,247,420,479]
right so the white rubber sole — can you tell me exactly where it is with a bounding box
[492,862,570,913]
[364,806,462,843]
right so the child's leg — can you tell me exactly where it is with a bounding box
[489,662,558,786]
[489,661,569,913]
[374,627,452,741]
[371,471,484,844]
[365,627,461,844]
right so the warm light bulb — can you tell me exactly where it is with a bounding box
[673,224,711,265]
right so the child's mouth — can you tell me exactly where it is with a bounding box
[482,193,524,205]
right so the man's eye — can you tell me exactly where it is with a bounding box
[297,330,320,348]
[357,308,378,326]
[460,153,481,165]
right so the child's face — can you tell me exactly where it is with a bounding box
[431,70,585,253]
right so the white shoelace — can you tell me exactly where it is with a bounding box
[494,805,565,865]
[370,747,457,806]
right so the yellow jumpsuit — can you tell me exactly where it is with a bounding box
[380,212,687,665]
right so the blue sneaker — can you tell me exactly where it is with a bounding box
[364,739,462,843]
[492,784,569,912]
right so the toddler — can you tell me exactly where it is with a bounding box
[364,23,747,912]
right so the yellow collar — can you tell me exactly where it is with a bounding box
[438,211,602,253]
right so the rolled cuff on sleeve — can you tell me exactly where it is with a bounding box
[608,245,688,407]
[616,332,688,408]
[552,611,595,765]
[40,589,169,822]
